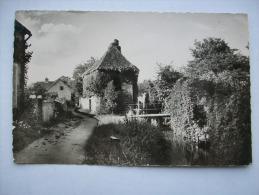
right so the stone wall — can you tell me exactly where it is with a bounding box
[42,101,54,123]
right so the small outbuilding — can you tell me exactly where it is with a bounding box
[80,39,139,114]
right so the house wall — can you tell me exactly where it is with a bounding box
[80,96,100,114]
[48,80,72,100]
[13,30,25,110]
[13,63,20,108]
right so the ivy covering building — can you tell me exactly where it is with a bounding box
[13,20,32,119]
[80,39,139,114]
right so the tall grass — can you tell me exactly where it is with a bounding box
[84,118,172,166]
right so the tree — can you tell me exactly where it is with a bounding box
[138,80,154,95]
[73,57,97,96]
[155,63,183,100]
[138,64,183,103]
[73,57,97,80]
[186,37,249,78]
[28,83,47,97]
[167,37,251,165]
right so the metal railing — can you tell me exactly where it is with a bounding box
[128,102,164,115]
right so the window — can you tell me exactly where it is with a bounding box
[60,86,64,90]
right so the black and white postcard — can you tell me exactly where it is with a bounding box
[13,11,251,166]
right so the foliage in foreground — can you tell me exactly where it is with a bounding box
[166,38,251,165]
[84,119,172,166]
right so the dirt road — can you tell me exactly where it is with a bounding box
[14,112,98,164]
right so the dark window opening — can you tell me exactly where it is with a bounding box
[89,98,92,111]
[60,86,64,90]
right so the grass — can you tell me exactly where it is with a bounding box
[84,114,212,166]
[83,117,172,166]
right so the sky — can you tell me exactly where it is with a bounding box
[15,11,249,84]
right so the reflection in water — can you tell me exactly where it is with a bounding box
[163,131,210,166]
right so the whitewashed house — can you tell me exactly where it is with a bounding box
[47,77,73,101]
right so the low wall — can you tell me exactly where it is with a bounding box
[42,100,54,123]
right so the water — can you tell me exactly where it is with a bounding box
[163,131,210,166]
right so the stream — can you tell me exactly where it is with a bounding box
[163,130,211,166]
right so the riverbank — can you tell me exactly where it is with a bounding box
[83,117,172,166]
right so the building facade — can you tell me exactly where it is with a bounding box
[13,20,32,117]
[47,78,73,101]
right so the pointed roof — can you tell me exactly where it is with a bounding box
[83,44,139,76]
[15,19,32,36]
[46,76,74,91]
[34,81,54,90]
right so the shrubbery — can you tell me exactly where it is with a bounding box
[165,38,251,165]
[103,81,124,114]
[83,72,126,114]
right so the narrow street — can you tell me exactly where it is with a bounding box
[14,112,98,164]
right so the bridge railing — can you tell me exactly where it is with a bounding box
[128,102,164,115]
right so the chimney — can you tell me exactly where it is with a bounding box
[45,77,49,83]
[111,39,121,52]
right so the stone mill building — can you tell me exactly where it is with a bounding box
[80,39,139,114]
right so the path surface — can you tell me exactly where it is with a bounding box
[14,112,98,164]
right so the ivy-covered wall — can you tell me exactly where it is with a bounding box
[82,70,138,114]
[166,78,194,139]
[167,77,251,165]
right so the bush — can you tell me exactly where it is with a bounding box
[103,81,123,114]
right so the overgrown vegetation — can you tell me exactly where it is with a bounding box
[137,37,251,165]
[165,37,251,165]
[103,81,123,114]
[79,37,251,166]
[82,69,138,115]
[84,118,172,166]
[27,83,58,100]
[138,63,183,103]
[73,57,97,96]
